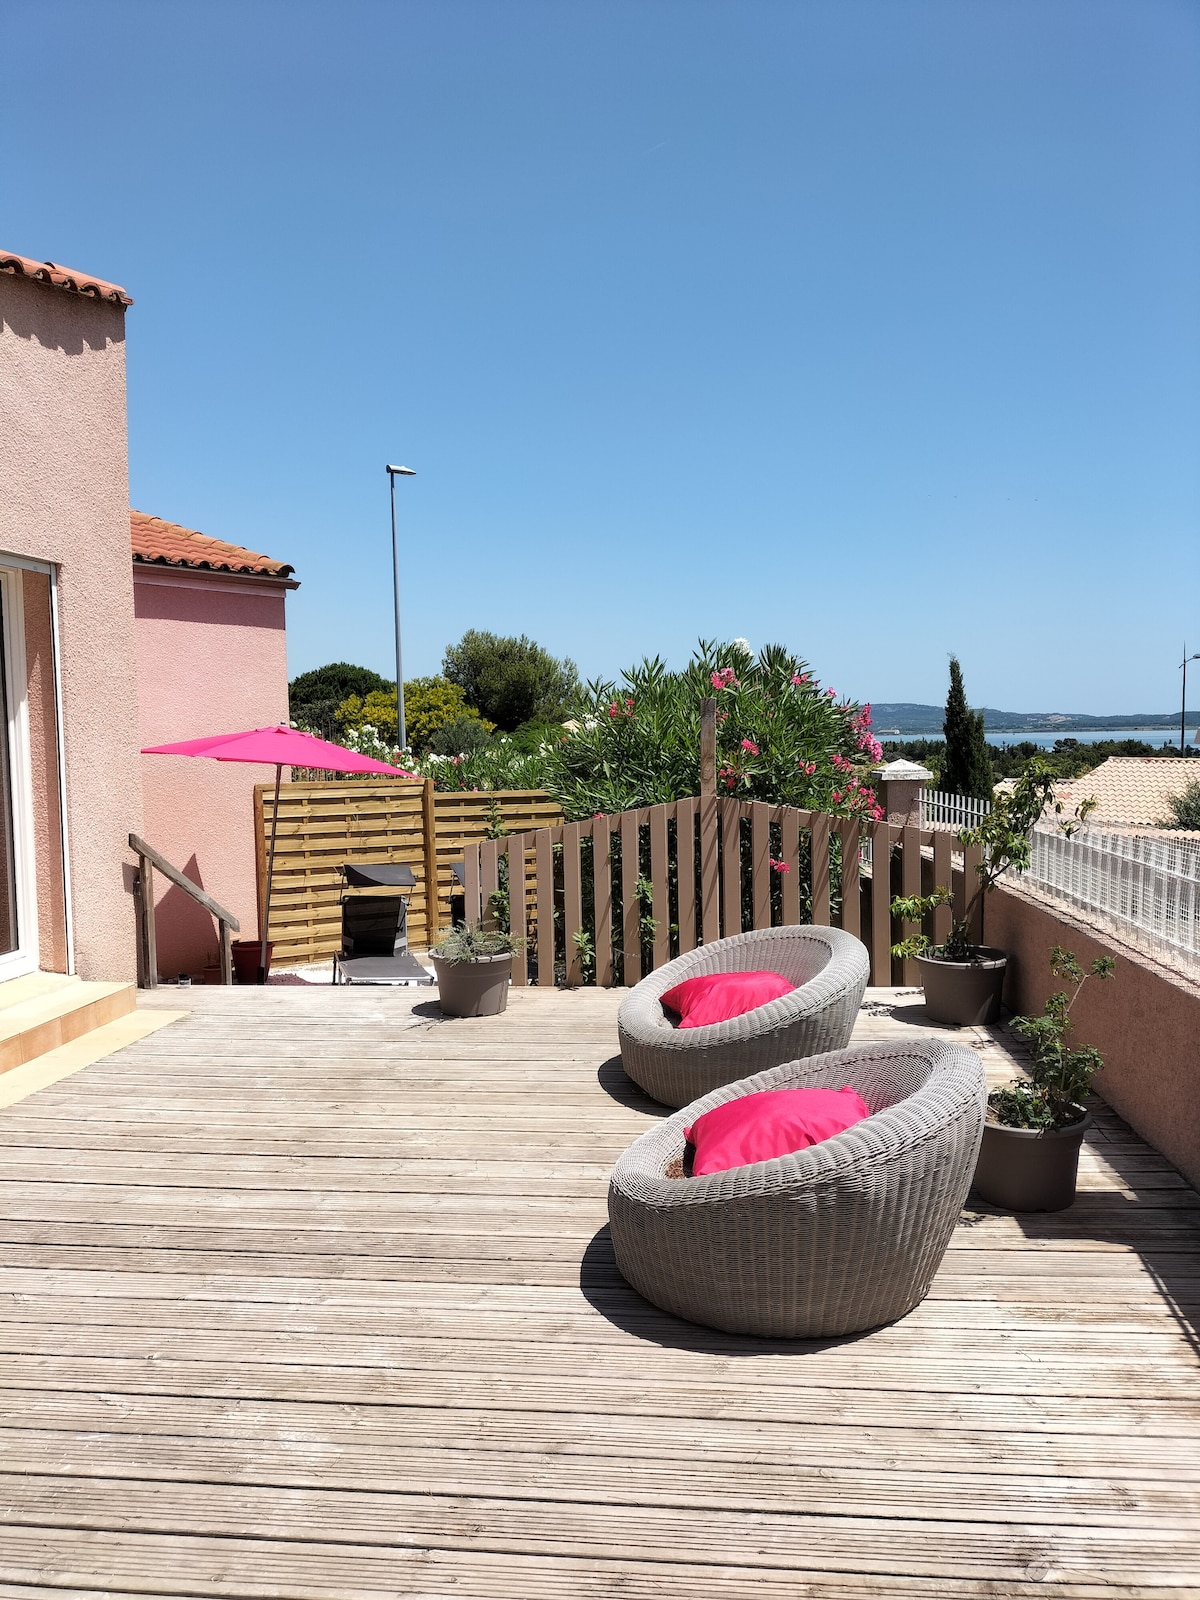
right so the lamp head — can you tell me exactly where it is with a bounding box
[386,464,416,476]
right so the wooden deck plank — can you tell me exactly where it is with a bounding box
[0,983,1197,1598]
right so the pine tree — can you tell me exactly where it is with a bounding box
[942,657,994,799]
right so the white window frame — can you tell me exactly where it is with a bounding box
[0,566,40,980]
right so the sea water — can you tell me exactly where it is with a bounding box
[886,727,1192,749]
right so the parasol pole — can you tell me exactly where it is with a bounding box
[258,763,283,984]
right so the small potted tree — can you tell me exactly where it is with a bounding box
[891,759,1094,1026]
[973,946,1116,1211]
[429,924,520,1017]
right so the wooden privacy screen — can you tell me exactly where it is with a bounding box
[253,782,563,968]
[459,797,984,989]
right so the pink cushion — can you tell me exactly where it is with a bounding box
[660,970,795,1029]
[685,1087,871,1176]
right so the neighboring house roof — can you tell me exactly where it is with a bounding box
[1055,757,1199,827]
[131,511,296,581]
[0,248,133,306]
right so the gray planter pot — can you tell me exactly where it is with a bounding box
[971,1110,1091,1212]
[916,948,1007,1026]
[430,951,512,1017]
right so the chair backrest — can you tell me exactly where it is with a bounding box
[341,861,417,890]
[341,894,405,957]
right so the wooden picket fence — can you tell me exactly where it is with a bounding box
[459,797,983,988]
[253,781,563,967]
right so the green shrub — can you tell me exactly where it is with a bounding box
[1160,777,1200,830]
[428,715,494,757]
[337,676,492,753]
[538,640,884,822]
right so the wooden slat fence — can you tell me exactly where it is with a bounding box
[459,797,984,987]
[253,782,563,968]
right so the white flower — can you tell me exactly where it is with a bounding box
[731,638,753,656]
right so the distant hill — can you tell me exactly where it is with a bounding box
[868,704,1197,736]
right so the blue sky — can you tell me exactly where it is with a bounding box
[5,0,1198,714]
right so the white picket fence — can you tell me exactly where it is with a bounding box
[922,790,992,830]
[1024,825,1200,967]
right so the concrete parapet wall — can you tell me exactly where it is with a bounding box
[989,880,1200,1192]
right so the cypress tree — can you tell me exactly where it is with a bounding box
[942,657,994,799]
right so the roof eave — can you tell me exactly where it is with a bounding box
[133,556,299,591]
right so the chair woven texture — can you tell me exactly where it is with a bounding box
[608,1037,987,1339]
[617,924,870,1108]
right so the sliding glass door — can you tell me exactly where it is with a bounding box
[0,568,36,978]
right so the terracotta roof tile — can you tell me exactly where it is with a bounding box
[1,249,132,306]
[131,511,294,580]
[1055,757,1200,827]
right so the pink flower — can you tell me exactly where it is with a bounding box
[826,687,837,697]
[872,804,885,820]
[741,739,759,755]
[626,698,634,710]
[710,667,739,690]
[798,759,816,776]
[791,672,810,687]
[831,752,852,772]
[857,734,883,763]
[608,702,619,716]
[832,789,842,803]
[769,857,790,874]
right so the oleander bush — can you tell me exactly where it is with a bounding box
[538,639,884,822]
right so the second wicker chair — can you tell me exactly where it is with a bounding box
[609,1038,987,1338]
[618,925,870,1108]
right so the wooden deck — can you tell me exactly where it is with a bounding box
[0,983,1198,1598]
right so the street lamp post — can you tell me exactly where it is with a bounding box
[1180,648,1200,755]
[386,464,416,753]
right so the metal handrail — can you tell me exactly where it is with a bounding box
[129,833,240,987]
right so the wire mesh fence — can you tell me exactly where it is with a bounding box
[1024,825,1200,969]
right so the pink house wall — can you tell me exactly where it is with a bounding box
[0,270,144,981]
[134,566,290,977]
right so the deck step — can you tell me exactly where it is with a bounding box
[0,1004,187,1109]
[0,976,136,1075]
[0,970,79,1012]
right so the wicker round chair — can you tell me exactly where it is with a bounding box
[618,925,870,1109]
[608,1038,986,1338]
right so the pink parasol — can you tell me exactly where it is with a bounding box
[142,725,416,982]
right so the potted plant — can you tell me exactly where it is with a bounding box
[973,946,1116,1211]
[890,759,1094,1026]
[429,924,521,1017]
[232,940,274,984]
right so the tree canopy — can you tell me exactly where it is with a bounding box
[941,657,993,800]
[442,630,579,732]
[289,662,391,738]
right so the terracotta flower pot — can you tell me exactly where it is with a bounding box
[430,951,512,1017]
[232,941,274,984]
[971,1110,1091,1212]
[916,948,1007,1026]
